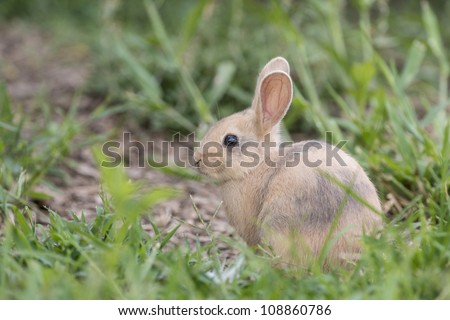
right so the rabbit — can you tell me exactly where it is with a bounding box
[193,57,382,267]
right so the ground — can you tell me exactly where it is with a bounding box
[0,22,239,261]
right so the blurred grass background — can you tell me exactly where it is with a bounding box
[0,0,449,299]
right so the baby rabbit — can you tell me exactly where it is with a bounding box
[194,57,382,267]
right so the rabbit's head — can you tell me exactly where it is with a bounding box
[194,57,293,182]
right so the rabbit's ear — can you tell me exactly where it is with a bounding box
[259,57,290,78]
[253,71,293,134]
[252,58,290,107]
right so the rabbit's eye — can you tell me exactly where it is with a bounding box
[223,135,239,147]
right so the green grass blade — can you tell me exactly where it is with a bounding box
[400,40,426,89]
[145,0,213,124]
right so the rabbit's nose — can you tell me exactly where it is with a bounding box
[193,151,203,167]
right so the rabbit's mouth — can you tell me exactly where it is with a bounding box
[191,159,207,176]
[191,158,211,176]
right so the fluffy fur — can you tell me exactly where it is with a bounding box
[194,57,382,266]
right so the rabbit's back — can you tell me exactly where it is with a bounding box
[259,140,382,264]
[263,140,381,227]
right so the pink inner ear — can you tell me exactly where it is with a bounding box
[261,75,290,126]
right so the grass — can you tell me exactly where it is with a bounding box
[0,0,449,299]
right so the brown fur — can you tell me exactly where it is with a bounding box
[194,57,383,267]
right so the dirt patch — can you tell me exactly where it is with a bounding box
[1,22,92,110]
[0,22,239,261]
